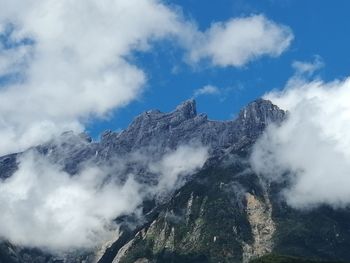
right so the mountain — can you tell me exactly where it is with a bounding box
[0,99,349,263]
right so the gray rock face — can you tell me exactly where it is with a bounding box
[98,98,285,160]
[0,153,18,179]
[0,98,285,179]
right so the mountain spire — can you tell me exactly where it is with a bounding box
[174,99,197,119]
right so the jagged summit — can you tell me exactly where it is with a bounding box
[126,99,197,129]
[95,98,286,158]
[238,98,286,125]
[174,99,197,119]
[131,99,197,124]
[0,97,285,177]
[129,98,280,131]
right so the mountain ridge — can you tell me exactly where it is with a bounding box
[1,98,350,263]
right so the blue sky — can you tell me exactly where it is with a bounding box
[87,0,350,138]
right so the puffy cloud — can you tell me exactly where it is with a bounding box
[0,0,193,155]
[0,144,208,251]
[251,74,350,209]
[193,85,220,97]
[188,15,293,67]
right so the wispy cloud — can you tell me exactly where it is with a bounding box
[150,144,208,195]
[292,55,324,77]
[193,85,221,98]
[0,29,33,79]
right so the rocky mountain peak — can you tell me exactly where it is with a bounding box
[96,98,285,158]
[238,98,285,125]
[174,99,197,119]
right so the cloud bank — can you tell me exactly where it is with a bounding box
[251,74,350,209]
[0,144,208,251]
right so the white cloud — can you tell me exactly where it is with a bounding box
[0,151,143,251]
[150,144,208,194]
[193,85,220,97]
[188,15,293,67]
[0,29,33,77]
[292,55,324,76]
[251,76,350,209]
[0,0,193,155]
[0,144,208,251]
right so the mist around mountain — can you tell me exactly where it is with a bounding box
[0,98,350,263]
[1,1,350,262]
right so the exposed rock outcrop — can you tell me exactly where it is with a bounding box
[242,193,276,263]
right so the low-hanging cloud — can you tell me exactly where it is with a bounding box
[0,144,208,251]
[150,144,209,194]
[0,151,142,251]
[251,74,350,209]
